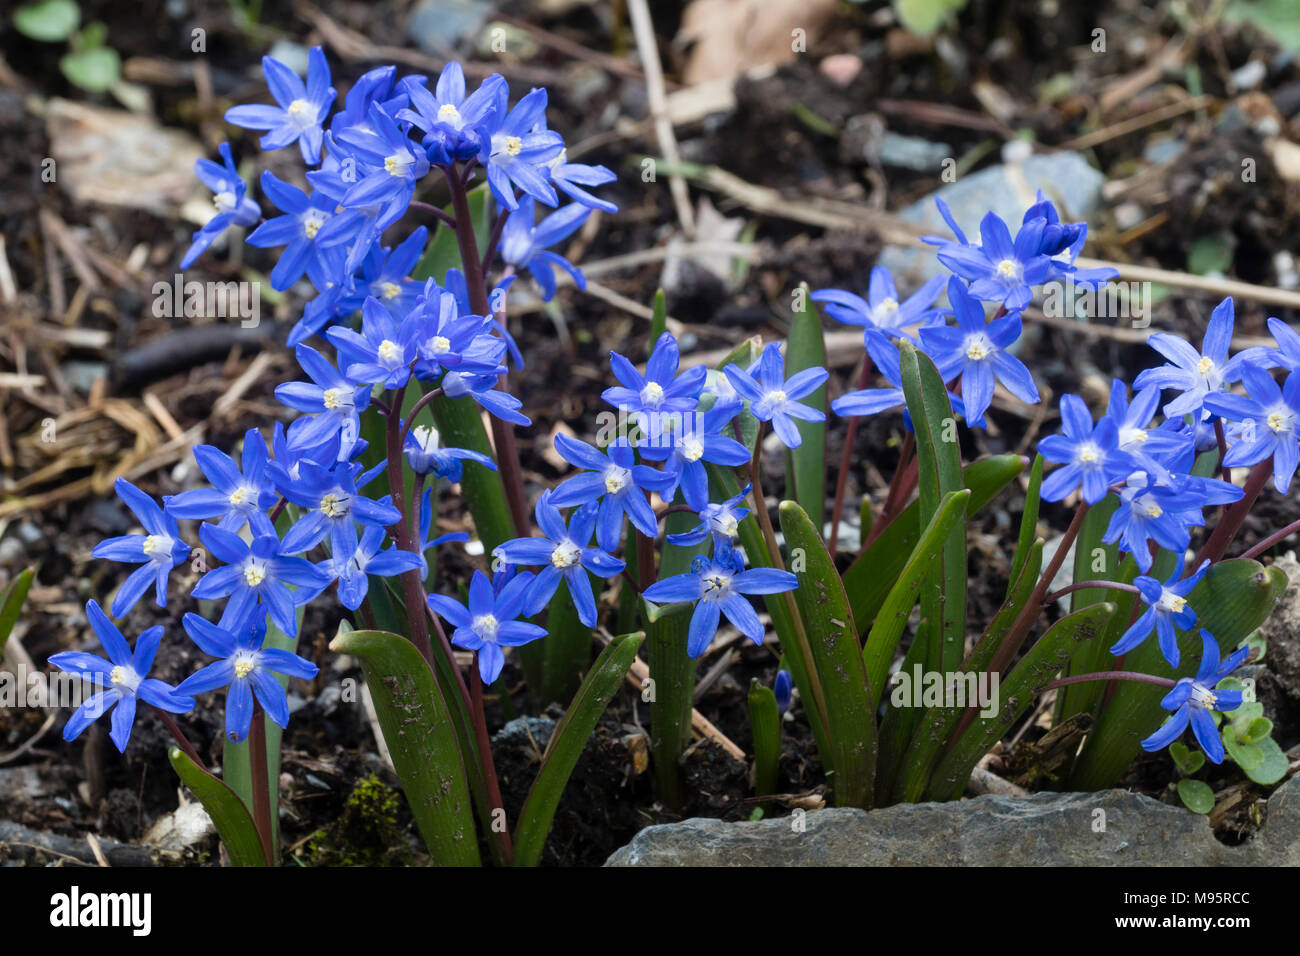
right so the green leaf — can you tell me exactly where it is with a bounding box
[843,454,1023,639]
[1238,735,1287,785]
[1187,231,1236,276]
[1177,778,1215,814]
[785,291,827,527]
[1069,560,1288,789]
[1223,735,1264,772]
[1170,742,1205,776]
[893,0,966,35]
[1009,455,1043,595]
[13,0,79,42]
[540,573,592,708]
[927,601,1116,801]
[778,499,876,808]
[0,567,35,656]
[328,629,480,866]
[748,680,781,799]
[60,46,121,93]
[862,489,970,698]
[898,340,966,675]
[513,631,643,866]
[168,748,268,866]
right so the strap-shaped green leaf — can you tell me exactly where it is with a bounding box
[541,574,593,707]
[889,538,1043,802]
[862,489,970,698]
[785,289,827,527]
[843,454,1023,638]
[0,566,34,656]
[329,628,480,866]
[513,631,644,866]
[1008,455,1043,595]
[748,680,781,799]
[168,747,268,867]
[779,499,876,808]
[1069,559,1287,790]
[926,600,1116,801]
[413,184,492,284]
[897,340,967,674]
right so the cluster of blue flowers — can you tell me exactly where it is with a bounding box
[59,52,619,745]
[811,194,1298,765]
[58,47,1285,780]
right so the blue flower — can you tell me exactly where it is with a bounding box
[1204,365,1300,493]
[602,332,708,437]
[831,331,966,423]
[1110,555,1209,667]
[326,296,418,390]
[356,226,428,318]
[191,525,330,638]
[398,63,504,165]
[930,209,1052,310]
[225,46,336,165]
[325,524,424,610]
[1264,317,1300,372]
[811,268,945,342]
[336,103,430,226]
[275,459,401,561]
[549,435,665,551]
[1101,380,1191,480]
[725,343,827,450]
[1140,630,1248,764]
[500,198,590,301]
[918,278,1039,427]
[1038,394,1135,504]
[1133,297,1257,418]
[495,492,625,626]
[642,548,798,658]
[427,569,547,684]
[92,478,191,618]
[275,344,372,457]
[176,611,320,743]
[637,402,749,511]
[478,86,563,210]
[665,483,751,549]
[181,143,261,269]
[49,600,194,752]
[1102,471,1240,573]
[246,172,360,291]
[166,428,278,534]
[546,149,617,214]
[403,423,498,480]
[774,669,793,715]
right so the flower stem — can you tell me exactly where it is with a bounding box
[442,163,530,538]
[1042,579,1141,605]
[1196,459,1272,568]
[153,707,203,769]
[470,653,514,863]
[1043,671,1177,691]
[248,705,276,865]
[827,353,873,556]
[1240,515,1300,561]
[864,431,916,550]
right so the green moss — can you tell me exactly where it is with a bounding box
[299,774,414,866]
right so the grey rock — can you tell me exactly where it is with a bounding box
[877,132,952,172]
[494,716,556,750]
[1255,555,1300,698]
[876,152,1105,291]
[606,776,1300,866]
[407,0,491,56]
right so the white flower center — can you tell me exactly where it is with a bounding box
[966,335,992,361]
[377,339,401,363]
[996,258,1019,279]
[681,436,705,462]
[640,381,665,408]
[473,614,499,639]
[437,103,463,127]
[428,335,452,355]
[214,190,237,213]
[143,534,171,557]
[301,208,329,240]
[701,571,731,598]
[233,650,258,680]
[1076,442,1101,465]
[384,152,411,177]
[322,387,349,410]
[1196,356,1214,375]
[243,561,266,587]
[1156,590,1187,614]
[550,539,581,569]
[604,466,630,495]
[320,493,351,519]
[381,282,402,300]
[1190,682,1218,709]
[109,665,141,693]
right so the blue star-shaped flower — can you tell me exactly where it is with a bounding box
[92,478,191,618]
[1141,630,1249,764]
[225,46,336,165]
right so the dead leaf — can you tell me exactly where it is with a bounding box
[676,0,837,85]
